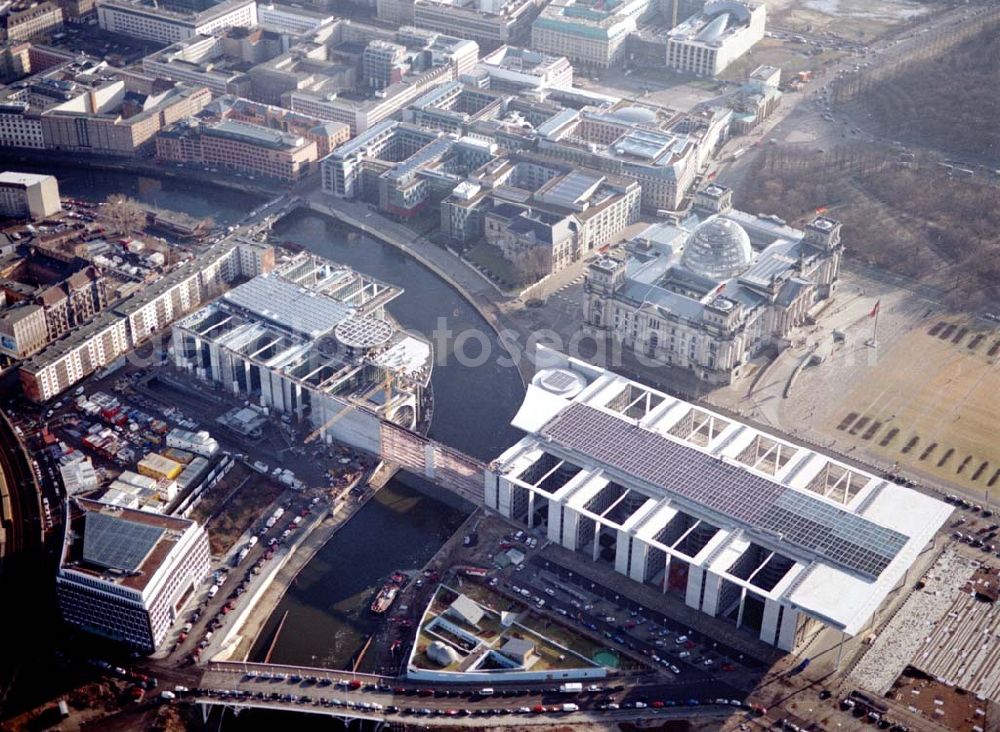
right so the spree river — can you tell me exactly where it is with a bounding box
[248,210,524,668]
[22,164,525,675]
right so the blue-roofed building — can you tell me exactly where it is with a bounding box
[583,183,842,385]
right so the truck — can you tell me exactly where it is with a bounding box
[559,683,583,694]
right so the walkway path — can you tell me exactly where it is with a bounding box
[303,193,530,385]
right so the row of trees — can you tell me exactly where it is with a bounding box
[735,144,1000,306]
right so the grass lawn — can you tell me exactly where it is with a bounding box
[190,465,285,555]
[464,242,529,289]
[517,613,607,663]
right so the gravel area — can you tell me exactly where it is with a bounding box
[849,548,978,694]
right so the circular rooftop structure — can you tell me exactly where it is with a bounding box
[532,368,587,399]
[610,105,657,125]
[334,316,393,350]
[681,216,753,280]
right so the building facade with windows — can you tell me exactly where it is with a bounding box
[0,1,63,42]
[531,0,653,68]
[535,104,705,212]
[410,0,540,49]
[0,170,61,219]
[96,0,257,44]
[19,237,274,401]
[172,254,433,452]
[156,118,319,181]
[665,0,765,76]
[56,498,211,652]
[583,184,842,385]
[487,347,951,652]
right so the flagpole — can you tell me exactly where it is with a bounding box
[868,301,879,348]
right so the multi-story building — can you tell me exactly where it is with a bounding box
[0,171,61,219]
[409,0,541,50]
[487,347,951,652]
[214,95,350,156]
[19,237,274,401]
[729,63,781,134]
[256,2,335,36]
[583,184,842,385]
[0,101,41,147]
[96,0,257,44]
[40,83,212,157]
[172,254,433,452]
[0,1,63,42]
[665,0,765,76]
[531,0,653,68]
[0,55,110,148]
[35,266,108,341]
[0,303,47,358]
[141,32,278,96]
[156,118,319,181]
[0,40,32,81]
[536,103,703,212]
[362,40,407,90]
[442,155,640,276]
[56,498,211,653]
[286,26,477,134]
[321,118,440,199]
[1,246,110,352]
[474,45,572,93]
[401,80,506,134]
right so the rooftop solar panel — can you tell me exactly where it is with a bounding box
[83,511,165,573]
[540,404,906,579]
[542,370,577,391]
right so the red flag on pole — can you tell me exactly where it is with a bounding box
[869,300,880,318]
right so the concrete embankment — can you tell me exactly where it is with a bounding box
[215,475,383,664]
[302,199,530,387]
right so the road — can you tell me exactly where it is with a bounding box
[190,661,746,726]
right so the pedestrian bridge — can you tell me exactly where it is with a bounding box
[378,421,485,505]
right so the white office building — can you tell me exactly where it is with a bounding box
[486,348,952,652]
[172,254,433,454]
[665,0,765,76]
[96,0,257,44]
[56,498,211,653]
[0,171,60,219]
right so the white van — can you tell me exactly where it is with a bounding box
[478,688,495,696]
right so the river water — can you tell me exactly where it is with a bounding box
[11,163,259,227]
[247,210,524,668]
[17,168,526,723]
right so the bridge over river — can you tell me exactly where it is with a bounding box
[376,421,485,505]
[192,661,739,728]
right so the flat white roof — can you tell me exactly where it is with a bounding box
[0,171,54,187]
[499,347,952,635]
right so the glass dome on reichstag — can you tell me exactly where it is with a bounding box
[680,216,753,280]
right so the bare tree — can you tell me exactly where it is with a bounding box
[100,194,147,235]
[509,244,552,284]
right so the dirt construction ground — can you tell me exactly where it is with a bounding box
[825,315,1000,494]
[765,0,933,39]
[709,265,1000,500]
